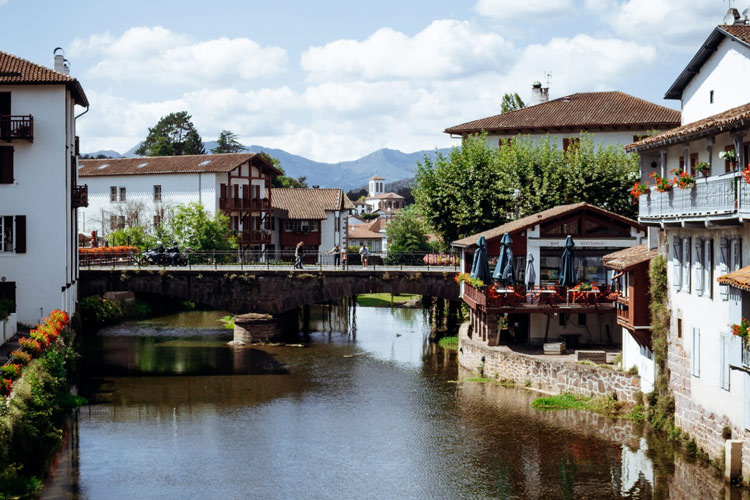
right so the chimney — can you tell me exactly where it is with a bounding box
[53,47,69,75]
[530,81,549,105]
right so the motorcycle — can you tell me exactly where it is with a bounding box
[138,248,171,267]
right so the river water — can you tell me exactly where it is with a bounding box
[42,305,747,500]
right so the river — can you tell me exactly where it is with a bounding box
[41,305,747,499]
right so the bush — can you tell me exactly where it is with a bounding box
[78,296,124,331]
[10,351,31,366]
[0,364,21,381]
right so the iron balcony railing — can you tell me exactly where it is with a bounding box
[0,115,33,142]
[638,174,750,221]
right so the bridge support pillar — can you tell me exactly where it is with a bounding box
[233,310,300,343]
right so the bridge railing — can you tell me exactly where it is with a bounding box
[79,250,461,271]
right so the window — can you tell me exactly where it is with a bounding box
[677,317,682,339]
[110,186,117,202]
[284,220,293,232]
[119,187,126,202]
[682,237,691,292]
[0,281,14,313]
[109,215,125,231]
[559,313,567,327]
[690,153,699,177]
[0,215,24,253]
[0,147,13,184]
[694,238,704,295]
[720,334,731,391]
[562,137,579,152]
[710,90,714,104]
[704,239,713,299]
[725,145,736,173]
[672,236,682,289]
[153,185,162,202]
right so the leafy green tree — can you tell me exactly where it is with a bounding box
[211,130,245,154]
[414,133,638,245]
[262,153,308,188]
[501,93,525,113]
[386,205,431,255]
[170,202,235,251]
[136,111,206,156]
[108,226,151,249]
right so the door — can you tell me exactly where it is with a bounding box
[508,313,529,344]
[0,93,9,138]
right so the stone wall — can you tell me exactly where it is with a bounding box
[458,323,642,403]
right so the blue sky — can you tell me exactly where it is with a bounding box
[3,0,748,161]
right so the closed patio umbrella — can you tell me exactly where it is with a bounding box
[470,235,492,285]
[559,235,576,287]
[493,233,515,285]
[525,253,536,288]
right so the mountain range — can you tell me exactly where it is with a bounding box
[84,142,453,190]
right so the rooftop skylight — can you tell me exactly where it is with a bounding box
[137,162,149,168]
[198,160,211,166]
[97,164,109,170]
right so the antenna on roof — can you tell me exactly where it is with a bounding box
[723,7,741,24]
[743,7,750,23]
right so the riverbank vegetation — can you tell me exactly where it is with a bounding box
[531,393,645,421]
[356,293,419,308]
[438,336,458,350]
[0,311,81,500]
[78,295,199,333]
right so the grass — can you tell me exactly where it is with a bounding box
[356,293,419,307]
[438,336,458,350]
[462,376,515,387]
[531,393,646,421]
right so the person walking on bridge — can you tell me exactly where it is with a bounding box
[359,244,369,269]
[294,241,304,269]
[327,245,341,267]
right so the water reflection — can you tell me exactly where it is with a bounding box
[42,306,749,499]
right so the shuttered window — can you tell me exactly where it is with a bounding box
[14,215,25,253]
[704,239,713,299]
[0,281,15,313]
[720,334,731,391]
[673,236,682,289]
[0,215,24,253]
[695,238,704,295]
[721,238,730,300]
[682,238,691,292]
[0,147,13,184]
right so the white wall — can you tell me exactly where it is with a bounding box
[487,130,660,151]
[528,312,620,345]
[0,85,79,325]
[681,38,750,124]
[621,330,655,393]
[80,172,219,236]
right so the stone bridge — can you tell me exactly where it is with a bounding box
[78,269,460,315]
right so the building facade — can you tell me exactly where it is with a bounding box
[78,153,280,252]
[0,49,88,336]
[628,22,750,476]
[364,175,404,213]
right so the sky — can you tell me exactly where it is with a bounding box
[2,0,749,162]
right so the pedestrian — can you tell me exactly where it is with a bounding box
[327,245,341,267]
[359,244,369,269]
[341,248,348,269]
[294,241,304,269]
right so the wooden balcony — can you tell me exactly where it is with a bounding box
[638,175,750,225]
[0,115,33,142]
[615,295,631,328]
[220,197,271,211]
[72,184,88,208]
[461,282,615,314]
[236,230,271,245]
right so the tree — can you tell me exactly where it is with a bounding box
[386,205,431,255]
[211,130,245,154]
[263,153,308,188]
[170,202,235,251]
[136,111,206,156]
[413,133,639,245]
[501,93,525,113]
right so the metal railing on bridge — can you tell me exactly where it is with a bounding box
[79,249,461,272]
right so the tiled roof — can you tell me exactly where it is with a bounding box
[369,192,404,199]
[444,91,680,135]
[272,188,354,220]
[665,25,750,100]
[79,153,278,177]
[452,202,642,247]
[626,102,750,151]
[370,175,385,180]
[602,244,658,271]
[718,266,750,291]
[348,220,384,240]
[0,50,88,106]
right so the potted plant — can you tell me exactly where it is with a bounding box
[629,181,650,200]
[742,165,750,185]
[695,161,710,177]
[720,150,738,170]
[649,172,673,192]
[670,168,696,189]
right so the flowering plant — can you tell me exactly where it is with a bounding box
[0,364,21,381]
[19,337,41,354]
[720,150,738,162]
[649,172,673,192]
[670,168,696,189]
[695,161,710,175]
[742,165,750,185]
[0,378,12,396]
[10,350,31,366]
[629,181,650,200]
[732,318,750,338]
[454,272,485,288]
[423,254,459,266]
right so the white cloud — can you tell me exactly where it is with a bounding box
[301,19,516,82]
[70,26,288,87]
[474,0,574,20]
[589,0,724,49]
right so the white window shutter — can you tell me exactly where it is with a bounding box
[673,236,682,289]
[695,238,704,296]
[720,238,729,300]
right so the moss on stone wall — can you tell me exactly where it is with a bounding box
[647,254,675,432]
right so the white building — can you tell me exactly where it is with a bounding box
[348,217,388,253]
[0,49,88,337]
[445,85,681,151]
[78,153,280,252]
[364,175,404,213]
[628,20,750,474]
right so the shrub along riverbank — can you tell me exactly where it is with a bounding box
[0,311,82,500]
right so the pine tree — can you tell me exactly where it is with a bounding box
[136,111,206,156]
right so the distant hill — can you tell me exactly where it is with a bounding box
[89,143,453,190]
[80,149,123,159]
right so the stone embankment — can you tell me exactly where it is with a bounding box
[458,323,641,403]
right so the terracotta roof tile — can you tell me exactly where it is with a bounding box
[0,50,88,106]
[718,266,750,291]
[348,220,384,240]
[723,24,750,44]
[452,202,642,247]
[445,91,680,135]
[602,244,658,271]
[369,192,404,199]
[272,188,353,220]
[79,153,278,177]
[627,102,750,151]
